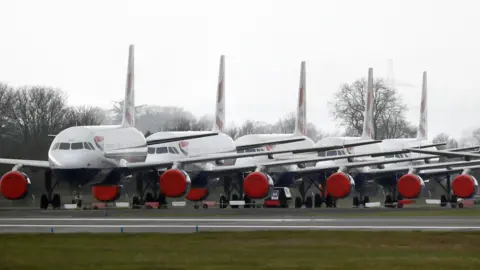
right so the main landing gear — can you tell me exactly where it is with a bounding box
[437,175,461,208]
[40,170,61,210]
[132,171,166,208]
[294,177,336,208]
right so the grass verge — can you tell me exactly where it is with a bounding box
[0,231,480,269]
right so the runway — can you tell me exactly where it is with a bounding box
[0,215,479,233]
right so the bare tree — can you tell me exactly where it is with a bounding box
[329,77,416,139]
[63,106,106,127]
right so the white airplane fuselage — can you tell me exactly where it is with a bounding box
[48,125,147,186]
[145,131,237,172]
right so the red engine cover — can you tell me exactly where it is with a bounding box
[185,188,209,201]
[0,171,30,200]
[326,172,352,199]
[397,174,423,199]
[159,169,189,198]
[92,185,122,202]
[243,172,270,199]
[452,174,476,198]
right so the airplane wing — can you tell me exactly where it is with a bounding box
[235,137,306,151]
[292,155,439,178]
[121,140,381,172]
[405,148,480,160]
[146,132,219,145]
[362,159,480,177]
[0,158,50,169]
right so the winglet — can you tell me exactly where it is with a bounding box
[417,71,428,140]
[121,44,135,127]
[212,55,225,132]
[293,61,307,136]
[361,67,374,139]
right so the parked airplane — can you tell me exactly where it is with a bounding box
[0,45,222,209]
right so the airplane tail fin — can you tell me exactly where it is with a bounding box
[361,68,374,139]
[416,71,428,140]
[212,55,225,132]
[121,44,135,127]
[293,61,307,136]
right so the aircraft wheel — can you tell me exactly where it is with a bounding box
[314,194,323,208]
[194,204,199,209]
[440,195,447,207]
[450,195,458,208]
[231,194,239,208]
[352,196,360,208]
[459,202,464,208]
[157,194,167,208]
[304,196,313,208]
[52,194,61,209]
[203,203,208,209]
[219,195,228,209]
[294,197,302,208]
[40,194,49,210]
[363,196,370,207]
[325,195,334,208]
[244,195,251,208]
[384,195,393,208]
[132,196,141,209]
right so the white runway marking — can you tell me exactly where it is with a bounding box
[0,218,337,222]
[0,224,480,230]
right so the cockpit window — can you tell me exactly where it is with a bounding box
[168,147,176,154]
[147,147,155,154]
[59,143,70,150]
[318,151,326,157]
[52,143,60,150]
[71,142,83,150]
[245,148,256,153]
[385,154,394,158]
[172,147,180,154]
[156,147,168,154]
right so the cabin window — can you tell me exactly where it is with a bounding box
[156,147,168,154]
[147,147,155,154]
[59,143,70,150]
[71,142,83,150]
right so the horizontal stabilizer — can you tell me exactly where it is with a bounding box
[146,132,219,146]
[236,137,306,151]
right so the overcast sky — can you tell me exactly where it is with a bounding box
[0,0,478,139]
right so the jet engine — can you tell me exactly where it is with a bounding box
[159,169,192,198]
[452,174,479,198]
[92,185,123,202]
[185,187,209,201]
[0,171,31,200]
[325,172,355,199]
[396,174,425,199]
[243,171,274,199]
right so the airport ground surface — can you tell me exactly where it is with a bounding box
[0,206,480,233]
